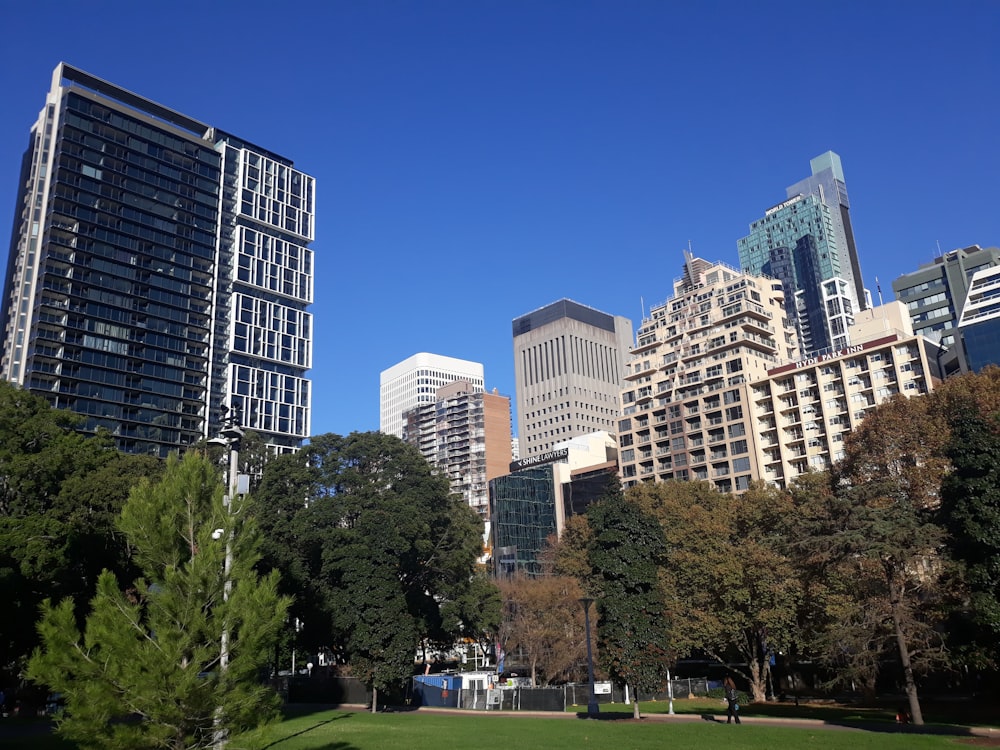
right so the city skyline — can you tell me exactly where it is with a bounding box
[1,2,996,439]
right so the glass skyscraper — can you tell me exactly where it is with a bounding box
[738,152,867,356]
[1,64,314,456]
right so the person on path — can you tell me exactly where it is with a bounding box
[723,677,741,724]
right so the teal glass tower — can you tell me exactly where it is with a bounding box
[738,152,867,356]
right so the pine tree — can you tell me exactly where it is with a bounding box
[28,451,290,750]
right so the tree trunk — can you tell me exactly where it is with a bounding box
[632,696,640,720]
[889,579,923,725]
[748,655,768,703]
[531,656,537,688]
[371,686,378,714]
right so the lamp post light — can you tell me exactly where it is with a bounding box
[667,666,675,715]
[579,597,599,717]
[209,409,246,750]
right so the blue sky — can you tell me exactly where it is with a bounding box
[1,1,997,438]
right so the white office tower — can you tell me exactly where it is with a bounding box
[379,352,484,438]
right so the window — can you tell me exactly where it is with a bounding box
[732,457,751,472]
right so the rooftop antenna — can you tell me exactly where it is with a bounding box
[875,276,884,307]
[936,240,943,257]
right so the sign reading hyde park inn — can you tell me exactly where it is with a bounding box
[766,334,901,376]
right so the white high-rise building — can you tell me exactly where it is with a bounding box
[379,352,484,438]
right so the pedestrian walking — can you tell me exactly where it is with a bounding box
[723,676,741,724]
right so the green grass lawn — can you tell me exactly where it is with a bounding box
[2,701,991,750]
[231,707,985,750]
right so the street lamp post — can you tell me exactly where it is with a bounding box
[579,597,599,717]
[218,420,242,674]
[210,410,245,750]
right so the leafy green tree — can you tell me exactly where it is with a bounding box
[438,567,501,669]
[787,472,885,700]
[0,382,162,683]
[586,479,670,718]
[821,395,952,726]
[253,431,485,709]
[28,451,289,749]
[632,479,801,702]
[932,369,1000,668]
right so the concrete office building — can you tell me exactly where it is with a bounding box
[379,352,484,438]
[402,380,512,517]
[892,245,1000,373]
[617,253,798,493]
[0,64,314,455]
[738,152,867,356]
[751,302,942,487]
[512,299,632,458]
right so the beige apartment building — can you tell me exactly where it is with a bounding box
[752,301,941,488]
[619,255,943,493]
[618,253,799,492]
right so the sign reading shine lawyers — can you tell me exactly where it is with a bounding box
[510,447,569,472]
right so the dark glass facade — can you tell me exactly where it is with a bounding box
[32,92,219,452]
[490,465,558,577]
[962,318,1000,372]
[1,64,314,456]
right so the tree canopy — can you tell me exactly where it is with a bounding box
[28,451,289,749]
[252,431,490,708]
[586,479,671,718]
[0,382,163,684]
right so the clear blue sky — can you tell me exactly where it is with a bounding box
[1,1,997,438]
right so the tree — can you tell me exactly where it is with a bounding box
[438,567,501,670]
[821,394,952,725]
[932,369,1000,667]
[787,472,885,700]
[252,431,485,710]
[0,382,162,685]
[586,479,670,718]
[632,479,802,702]
[28,451,289,749]
[498,573,587,686]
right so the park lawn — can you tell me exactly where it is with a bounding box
[590,696,897,723]
[593,696,998,728]
[232,709,976,750]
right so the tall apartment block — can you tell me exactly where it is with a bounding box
[0,64,314,455]
[892,244,1000,373]
[751,302,941,487]
[617,254,798,493]
[379,352,484,438]
[738,152,867,356]
[512,299,633,458]
[401,380,512,517]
